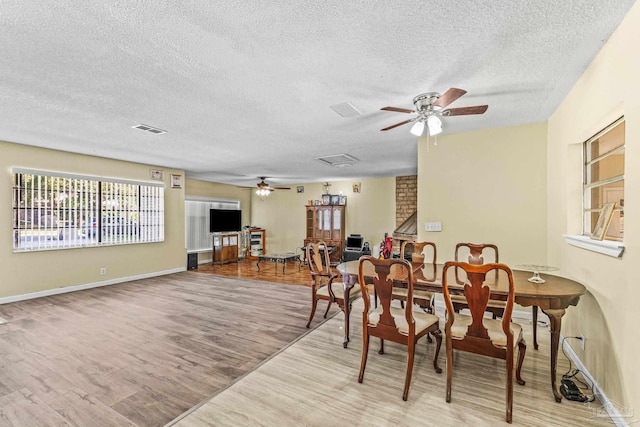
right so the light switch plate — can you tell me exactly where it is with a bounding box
[425,222,442,232]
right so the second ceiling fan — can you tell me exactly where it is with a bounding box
[380,88,488,136]
[255,177,291,196]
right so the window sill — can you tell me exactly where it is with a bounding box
[564,235,624,258]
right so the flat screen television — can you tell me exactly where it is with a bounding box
[210,209,242,233]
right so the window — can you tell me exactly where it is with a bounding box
[583,118,624,241]
[185,198,240,253]
[12,169,164,251]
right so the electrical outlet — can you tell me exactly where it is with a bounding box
[579,334,585,350]
[100,268,106,276]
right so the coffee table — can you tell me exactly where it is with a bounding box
[256,252,301,273]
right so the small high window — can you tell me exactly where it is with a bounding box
[583,118,624,241]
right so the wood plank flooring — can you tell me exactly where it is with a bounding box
[0,262,337,426]
[173,297,612,426]
[0,259,614,426]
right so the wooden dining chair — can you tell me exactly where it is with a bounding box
[392,241,436,313]
[357,256,442,401]
[305,241,361,348]
[454,242,540,350]
[443,261,526,423]
[452,243,506,318]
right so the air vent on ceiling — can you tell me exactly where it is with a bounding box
[132,124,167,135]
[315,153,359,167]
[329,102,361,118]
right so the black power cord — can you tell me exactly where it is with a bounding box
[561,336,595,403]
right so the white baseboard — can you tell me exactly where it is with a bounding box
[0,267,186,305]
[561,338,632,426]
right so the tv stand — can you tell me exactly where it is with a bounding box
[212,233,239,265]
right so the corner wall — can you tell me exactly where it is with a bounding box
[0,140,186,299]
[417,121,548,266]
[547,1,640,412]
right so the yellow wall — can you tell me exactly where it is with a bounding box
[0,140,186,299]
[417,122,548,265]
[547,1,640,411]
[250,177,396,255]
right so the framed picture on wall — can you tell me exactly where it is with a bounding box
[339,195,347,205]
[322,194,330,205]
[170,174,182,189]
[330,195,339,205]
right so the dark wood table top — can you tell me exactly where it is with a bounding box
[336,261,586,310]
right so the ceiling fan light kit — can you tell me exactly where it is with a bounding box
[381,87,488,137]
[255,177,291,196]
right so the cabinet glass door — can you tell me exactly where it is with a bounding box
[323,208,331,238]
[306,209,314,238]
[332,208,341,240]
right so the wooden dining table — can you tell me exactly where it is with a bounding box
[336,260,586,403]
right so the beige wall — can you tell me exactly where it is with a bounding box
[250,178,396,255]
[416,122,548,266]
[547,1,640,412]
[0,140,186,299]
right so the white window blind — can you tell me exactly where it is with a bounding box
[185,198,240,252]
[12,169,164,251]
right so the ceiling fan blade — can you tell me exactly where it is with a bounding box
[273,186,291,190]
[381,118,414,131]
[443,105,488,116]
[433,88,467,108]
[381,106,414,114]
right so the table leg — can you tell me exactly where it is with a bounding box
[282,259,286,274]
[541,308,566,402]
[256,259,261,271]
[343,284,352,348]
[532,305,539,350]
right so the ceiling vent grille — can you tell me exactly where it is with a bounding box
[133,124,167,135]
[330,102,361,117]
[315,153,359,167]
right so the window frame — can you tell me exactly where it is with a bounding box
[582,117,624,241]
[12,168,165,252]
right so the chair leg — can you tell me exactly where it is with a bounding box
[358,332,370,384]
[378,338,385,355]
[431,329,443,374]
[445,336,453,403]
[506,350,514,424]
[306,297,318,328]
[516,339,527,386]
[322,300,332,318]
[403,341,416,401]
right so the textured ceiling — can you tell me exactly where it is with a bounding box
[0,1,635,188]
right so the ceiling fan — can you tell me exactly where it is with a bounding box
[255,177,291,196]
[380,88,488,136]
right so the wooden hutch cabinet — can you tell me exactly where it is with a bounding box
[304,205,345,263]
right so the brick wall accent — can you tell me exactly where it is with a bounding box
[396,175,417,228]
[394,175,417,254]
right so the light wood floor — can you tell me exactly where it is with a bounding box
[0,259,612,426]
[0,261,335,426]
[172,296,611,426]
